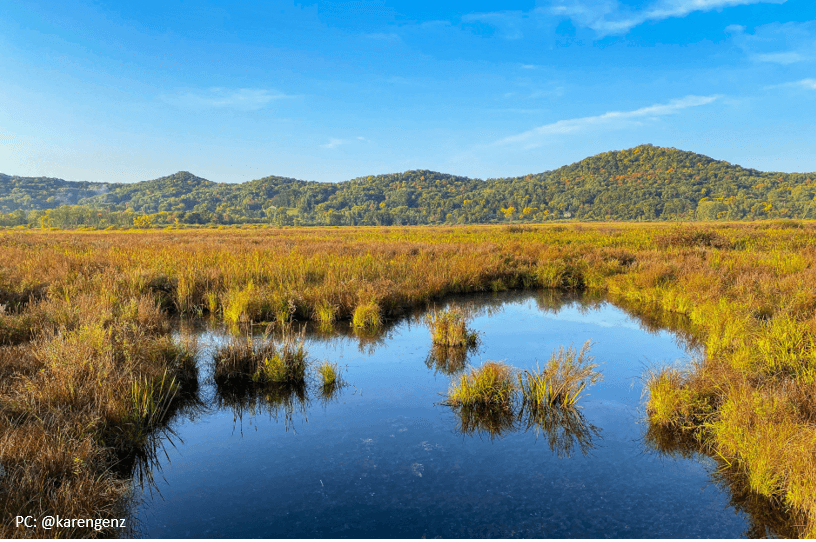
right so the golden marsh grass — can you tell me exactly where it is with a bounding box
[2,222,816,535]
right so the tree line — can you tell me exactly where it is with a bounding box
[1,144,815,228]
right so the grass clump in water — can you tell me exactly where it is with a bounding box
[316,360,345,404]
[213,324,307,385]
[425,308,479,348]
[317,360,340,386]
[444,361,516,407]
[314,300,337,330]
[518,340,600,409]
[352,301,381,331]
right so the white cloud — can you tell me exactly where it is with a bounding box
[728,21,815,64]
[772,78,816,90]
[162,88,289,111]
[321,138,347,149]
[548,0,786,36]
[753,51,804,64]
[496,95,718,148]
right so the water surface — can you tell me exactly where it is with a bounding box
[135,291,756,538]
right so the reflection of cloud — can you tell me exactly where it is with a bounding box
[496,95,718,149]
[161,88,289,111]
[729,21,815,64]
[547,0,786,36]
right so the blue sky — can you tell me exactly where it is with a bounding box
[1,0,814,183]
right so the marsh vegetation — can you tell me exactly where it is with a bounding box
[1,222,815,536]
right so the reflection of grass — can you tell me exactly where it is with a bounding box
[215,380,309,431]
[521,404,600,458]
[447,393,600,455]
[642,422,799,539]
[450,403,517,440]
[425,344,470,375]
[518,341,600,408]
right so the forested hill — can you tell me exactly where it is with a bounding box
[2,144,815,227]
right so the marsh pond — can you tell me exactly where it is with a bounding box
[132,291,785,538]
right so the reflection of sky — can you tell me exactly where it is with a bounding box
[141,291,750,538]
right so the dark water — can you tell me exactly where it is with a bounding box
[134,291,755,538]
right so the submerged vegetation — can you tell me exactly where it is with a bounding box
[3,222,816,535]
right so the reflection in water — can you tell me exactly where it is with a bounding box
[534,289,606,315]
[522,405,600,459]
[215,381,309,433]
[130,291,796,537]
[612,298,703,352]
[447,402,600,458]
[450,403,517,440]
[425,344,473,375]
[318,375,347,407]
[118,361,205,490]
[642,424,800,538]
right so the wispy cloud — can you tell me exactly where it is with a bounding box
[728,21,815,64]
[320,138,347,149]
[365,32,401,41]
[548,0,786,36]
[461,11,527,39]
[161,88,290,111]
[772,78,816,90]
[496,95,718,148]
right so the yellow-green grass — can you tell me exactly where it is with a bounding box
[425,308,479,348]
[444,361,516,407]
[352,301,381,330]
[518,341,601,409]
[3,222,816,534]
[317,360,340,386]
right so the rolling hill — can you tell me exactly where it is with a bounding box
[1,144,814,227]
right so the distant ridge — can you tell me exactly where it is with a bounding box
[2,145,814,226]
